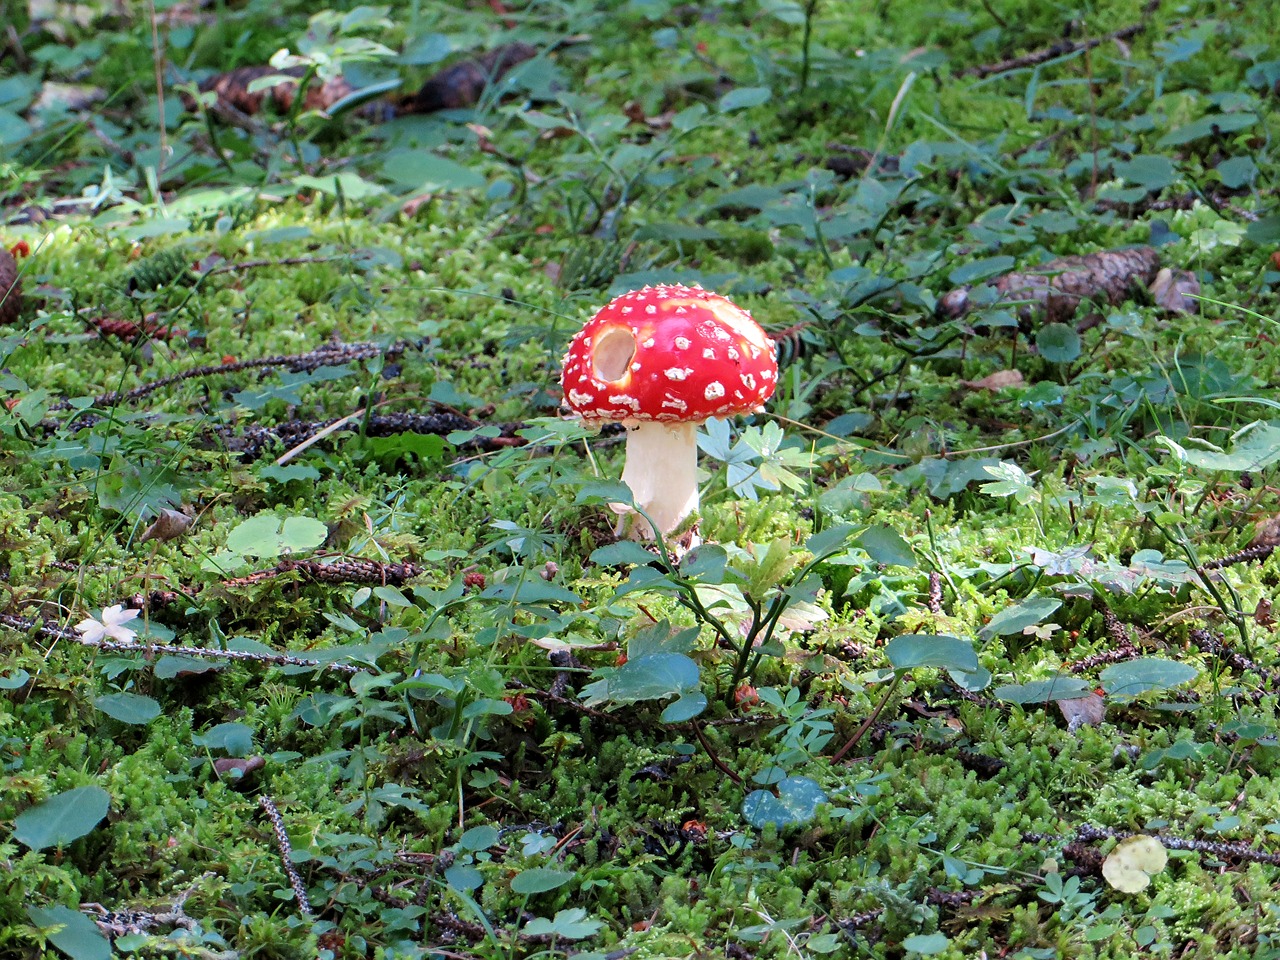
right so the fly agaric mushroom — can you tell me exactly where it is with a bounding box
[561,284,778,541]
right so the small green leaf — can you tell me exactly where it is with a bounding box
[445,864,484,892]
[806,523,858,559]
[458,825,499,851]
[193,721,255,756]
[510,867,574,895]
[0,669,29,689]
[949,256,1015,285]
[522,907,602,940]
[1036,323,1081,363]
[590,540,659,567]
[1112,155,1177,191]
[94,692,160,725]
[224,512,328,560]
[885,635,979,674]
[903,932,951,955]
[980,597,1062,639]
[742,776,828,828]
[13,786,111,850]
[856,525,916,567]
[718,86,771,112]
[994,676,1094,704]
[661,691,708,723]
[1101,658,1198,698]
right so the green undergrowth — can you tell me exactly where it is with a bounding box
[5,0,1280,958]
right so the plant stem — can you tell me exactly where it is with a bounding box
[831,671,902,762]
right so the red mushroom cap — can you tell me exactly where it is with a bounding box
[561,284,778,422]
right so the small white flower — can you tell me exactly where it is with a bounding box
[76,605,141,643]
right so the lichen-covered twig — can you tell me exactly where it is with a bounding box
[0,613,362,674]
[258,795,313,917]
[962,20,1148,79]
[48,340,407,412]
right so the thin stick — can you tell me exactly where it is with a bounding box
[276,407,365,465]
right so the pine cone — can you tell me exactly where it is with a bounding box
[0,246,22,326]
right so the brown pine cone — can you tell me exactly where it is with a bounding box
[0,244,22,326]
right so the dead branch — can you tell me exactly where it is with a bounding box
[47,340,408,412]
[220,557,422,589]
[0,613,365,674]
[963,21,1148,79]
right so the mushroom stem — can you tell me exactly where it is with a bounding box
[618,420,700,541]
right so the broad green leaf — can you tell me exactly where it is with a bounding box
[510,867,574,895]
[94,692,160,725]
[223,513,328,560]
[445,864,484,892]
[681,543,728,582]
[856,525,915,567]
[902,932,951,955]
[458,825,499,851]
[742,776,828,828]
[293,172,387,199]
[1036,323,1081,363]
[1157,423,1280,472]
[949,255,1015,285]
[885,635,979,674]
[718,86,771,112]
[522,908,602,940]
[806,523,858,559]
[1112,155,1176,190]
[1101,658,1197,698]
[380,151,486,193]
[0,669,29,689]
[26,906,111,960]
[480,580,581,605]
[1157,112,1256,147]
[581,652,700,707]
[193,721,255,756]
[980,597,1062,639]
[994,676,1094,704]
[575,480,634,505]
[660,691,708,723]
[13,786,110,850]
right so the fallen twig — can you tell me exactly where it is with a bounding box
[259,795,314,917]
[963,21,1147,79]
[47,340,408,412]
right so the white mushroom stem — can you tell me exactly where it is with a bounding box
[616,420,700,541]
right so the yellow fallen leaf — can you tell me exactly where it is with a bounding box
[1102,835,1167,892]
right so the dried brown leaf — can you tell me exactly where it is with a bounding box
[1057,692,1106,730]
[962,369,1024,391]
[1149,267,1200,314]
[140,508,193,543]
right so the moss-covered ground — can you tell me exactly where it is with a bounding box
[5,0,1280,957]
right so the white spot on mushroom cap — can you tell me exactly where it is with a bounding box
[674,336,690,349]
[741,373,756,390]
[664,367,693,381]
[703,348,716,359]
[705,381,725,401]
[609,394,640,411]
[568,389,596,407]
